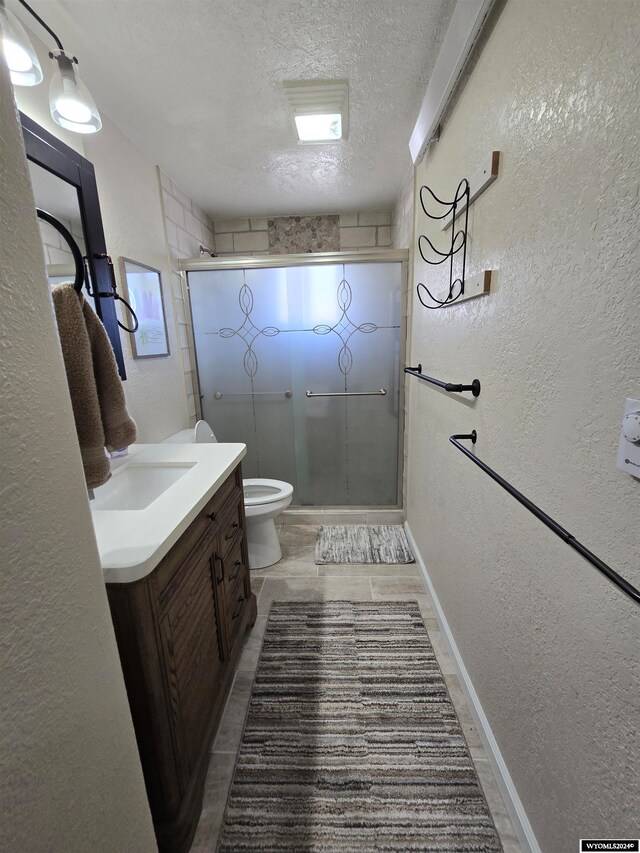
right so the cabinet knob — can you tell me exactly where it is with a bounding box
[207,511,216,521]
[232,597,245,620]
[229,560,243,582]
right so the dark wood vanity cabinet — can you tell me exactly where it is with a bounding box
[106,463,256,853]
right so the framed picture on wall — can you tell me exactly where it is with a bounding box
[119,257,171,358]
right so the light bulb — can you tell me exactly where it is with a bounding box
[0,0,43,85]
[55,95,92,123]
[4,38,31,70]
[49,50,101,134]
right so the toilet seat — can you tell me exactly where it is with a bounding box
[243,478,293,507]
[162,421,293,568]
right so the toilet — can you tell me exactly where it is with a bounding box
[164,420,293,569]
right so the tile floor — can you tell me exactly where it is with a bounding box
[192,525,523,852]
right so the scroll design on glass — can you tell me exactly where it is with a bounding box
[218,271,280,377]
[312,266,378,375]
[416,178,469,309]
[213,265,391,379]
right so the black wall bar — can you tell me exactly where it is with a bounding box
[449,431,640,605]
[405,364,481,397]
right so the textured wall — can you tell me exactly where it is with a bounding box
[82,118,189,442]
[392,166,414,251]
[0,59,156,852]
[15,26,189,444]
[406,0,640,849]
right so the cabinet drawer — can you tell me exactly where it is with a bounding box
[155,517,214,609]
[222,538,247,606]
[154,467,242,609]
[201,468,240,524]
[218,495,243,558]
[225,589,248,652]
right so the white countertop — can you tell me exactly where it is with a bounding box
[91,442,246,584]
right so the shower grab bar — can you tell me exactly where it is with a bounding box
[405,364,481,397]
[450,431,640,605]
[213,390,292,399]
[306,389,387,398]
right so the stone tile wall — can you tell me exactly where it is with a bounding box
[158,168,215,424]
[212,211,393,255]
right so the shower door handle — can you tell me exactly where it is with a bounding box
[305,389,387,397]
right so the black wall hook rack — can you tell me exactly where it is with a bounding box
[416,178,470,309]
[449,431,640,606]
[405,365,481,397]
[85,253,139,333]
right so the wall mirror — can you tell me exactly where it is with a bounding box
[20,112,127,378]
[28,159,90,289]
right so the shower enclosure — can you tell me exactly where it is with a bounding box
[184,251,407,507]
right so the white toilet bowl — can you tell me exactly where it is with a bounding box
[163,421,293,569]
[243,479,293,568]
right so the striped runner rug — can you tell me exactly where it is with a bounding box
[218,601,502,852]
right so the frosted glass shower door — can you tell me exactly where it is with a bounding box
[187,260,403,506]
[188,267,297,485]
[286,263,402,505]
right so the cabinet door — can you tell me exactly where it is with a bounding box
[159,537,224,775]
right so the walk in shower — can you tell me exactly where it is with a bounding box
[185,252,407,506]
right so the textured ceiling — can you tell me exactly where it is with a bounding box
[34,0,455,216]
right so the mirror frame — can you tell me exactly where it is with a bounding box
[20,112,126,379]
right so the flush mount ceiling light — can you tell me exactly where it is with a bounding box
[1,0,101,133]
[283,80,348,143]
[0,0,42,85]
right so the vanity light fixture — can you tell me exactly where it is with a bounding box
[49,49,101,133]
[0,0,42,85]
[1,0,101,133]
[283,80,348,143]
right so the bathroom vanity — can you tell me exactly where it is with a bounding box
[92,444,255,853]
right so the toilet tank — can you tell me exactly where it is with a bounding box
[162,420,218,444]
[162,428,196,444]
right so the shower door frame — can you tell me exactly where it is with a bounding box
[180,249,409,509]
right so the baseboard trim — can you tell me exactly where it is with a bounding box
[404,521,541,853]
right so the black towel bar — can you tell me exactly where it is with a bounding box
[449,431,640,606]
[405,364,481,397]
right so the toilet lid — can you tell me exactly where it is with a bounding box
[243,478,294,506]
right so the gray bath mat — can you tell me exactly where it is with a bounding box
[217,601,502,852]
[315,524,415,564]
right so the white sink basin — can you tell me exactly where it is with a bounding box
[91,462,196,511]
